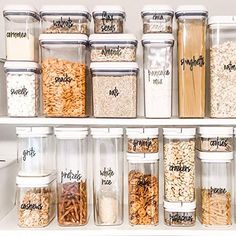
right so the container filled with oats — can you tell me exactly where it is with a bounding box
[40,5,91,35]
[16,173,56,228]
[209,16,236,118]
[89,34,137,62]
[126,128,159,153]
[39,34,88,117]
[127,153,159,226]
[163,128,196,203]
[90,62,138,118]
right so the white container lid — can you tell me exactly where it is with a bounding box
[89,34,137,45]
[197,151,234,162]
[90,62,139,72]
[93,5,125,18]
[16,127,53,137]
[127,153,159,163]
[4,61,40,73]
[175,5,208,18]
[164,201,196,212]
[163,128,196,138]
[0,158,16,169]
[55,127,88,139]
[141,5,174,16]
[197,127,234,137]
[142,34,174,45]
[91,128,123,138]
[16,172,56,187]
[208,16,236,26]
[126,128,159,138]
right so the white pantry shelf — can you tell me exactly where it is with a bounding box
[0,117,235,126]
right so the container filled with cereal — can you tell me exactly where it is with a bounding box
[127,153,159,226]
[126,128,159,153]
[198,151,233,227]
[89,34,137,62]
[40,5,91,35]
[39,34,88,117]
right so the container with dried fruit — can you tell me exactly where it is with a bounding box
[197,127,234,152]
[91,62,138,118]
[163,128,196,203]
[39,34,88,117]
[209,16,236,118]
[164,201,196,227]
[92,5,125,34]
[89,34,137,62]
[141,5,174,33]
[126,128,159,153]
[16,173,57,228]
[16,127,54,177]
[91,128,124,226]
[198,151,233,227]
[127,153,159,226]
[40,5,91,35]
[55,127,89,226]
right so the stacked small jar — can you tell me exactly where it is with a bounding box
[90,6,138,118]
[39,5,91,117]
[126,128,159,226]
[141,5,174,118]
[163,128,197,227]
[196,127,234,227]
[3,5,41,117]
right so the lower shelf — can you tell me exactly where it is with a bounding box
[1,207,236,236]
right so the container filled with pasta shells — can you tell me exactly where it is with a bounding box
[198,151,233,227]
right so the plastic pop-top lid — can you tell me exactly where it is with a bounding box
[197,151,234,162]
[126,128,159,138]
[142,34,174,45]
[141,5,174,16]
[16,172,57,187]
[175,5,208,18]
[127,153,159,163]
[197,127,234,137]
[4,61,40,73]
[164,201,196,212]
[91,128,123,138]
[89,34,137,45]
[16,127,53,137]
[93,5,125,17]
[90,62,139,72]
[55,127,88,139]
[163,128,196,138]
[208,16,236,26]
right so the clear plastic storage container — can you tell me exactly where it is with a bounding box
[126,128,159,153]
[3,5,39,61]
[91,62,138,118]
[163,128,196,202]
[164,201,196,227]
[93,5,125,34]
[16,127,54,176]
[91,128,124,226]
[16,173,56,228]
[127,153,159,226]
[142,34,174,118]
[176,6,208,118]
[89,34,137,62]
[197,127,234,152]
[55,128,89,226]
[40,5,91,35]
[39,34,88,117]
[4,61,40,117]
[198,151,233,227]
[209,16,236,118]
[141,5,174,33]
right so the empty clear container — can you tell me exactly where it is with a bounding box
[16,127,54,176]
[55,127,89,226]
[40,5,91,35]
[91,62,138,118]
[39,34,88,117]
[93,5,125,33]
[91,128,124,226]
[141,5,174,33]
[127,153,159,226]
[3,5,39,61]
[89,34,137,62]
